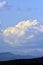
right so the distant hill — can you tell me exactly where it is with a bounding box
[0,52,36,61]
[0,52,15,61]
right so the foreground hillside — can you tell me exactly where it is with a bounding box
[0,57,43,65]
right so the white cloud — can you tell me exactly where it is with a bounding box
[0,1,7,9]
[3,19,43,46]
[25,34,34,40]
[33,25,43,32]
[0,20,43,57]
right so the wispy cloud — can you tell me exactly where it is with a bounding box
[0,1,7,9]
[33,25,43,32]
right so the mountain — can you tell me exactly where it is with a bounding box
[0,52,15,61]
[0,52,36,61]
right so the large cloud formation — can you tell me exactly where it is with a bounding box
[3,20,43,46]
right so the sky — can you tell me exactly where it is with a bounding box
[0,0,43,57]
[0,0,43,29]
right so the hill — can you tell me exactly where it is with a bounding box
[0,52,35,61]
[0,57,43,65]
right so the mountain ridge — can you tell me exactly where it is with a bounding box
[0,52,37,61]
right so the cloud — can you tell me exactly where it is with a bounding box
[0,1,7,9]
[0,27,43,57]
[3,19,39,36]
[0,20,43,58]
[3,19,43,46]
[33,25,43,32]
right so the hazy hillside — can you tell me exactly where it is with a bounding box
[0,52,35,61]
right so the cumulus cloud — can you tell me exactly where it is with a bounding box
[0,20,43,57]
[0,1,7,9]
[3,19,43,46]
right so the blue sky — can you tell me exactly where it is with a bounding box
[0,0,43,29]
[0,0,43,57]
